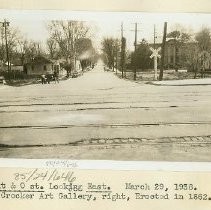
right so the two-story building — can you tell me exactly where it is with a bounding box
[149,40,198,69]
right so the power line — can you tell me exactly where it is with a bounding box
[131,23,141,51]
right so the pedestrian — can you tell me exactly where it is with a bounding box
[53,70,59,84]
[41,74,46,84]
[46,73,52,84]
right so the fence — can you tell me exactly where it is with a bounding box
[1,71,38,80]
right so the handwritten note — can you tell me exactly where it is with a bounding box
[0,168,211,210]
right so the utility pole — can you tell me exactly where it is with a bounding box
[120,22,126,78]
[131,23,140,80]
[134,23,137,80]
[121,22,123,77]
[1,20,10,73]
[115,22,125,75]
[115,39,119,74]
[134,23,138,51]
[121,22,124,39]
[153,24,157,49]
[121,37,126,78]
[159,22,167,81]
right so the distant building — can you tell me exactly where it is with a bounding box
[75,60,82,72]
[0,60,24,72]
[149,40,198,69]
[24,56,61,75]
[11,65,24,71]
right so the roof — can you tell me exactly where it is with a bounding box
[26,56,53,65]
[148,40,198,48]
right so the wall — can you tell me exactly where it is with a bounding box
[26,63,53,75]
[11,66,23,71]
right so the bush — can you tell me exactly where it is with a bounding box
[1,71,38,80]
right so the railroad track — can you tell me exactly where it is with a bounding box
[0,135,211,149]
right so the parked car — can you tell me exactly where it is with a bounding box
[72,71,79,78]
[86,67,91,71]
[72,71,83,78]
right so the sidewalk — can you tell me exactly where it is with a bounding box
[150,78,211,86]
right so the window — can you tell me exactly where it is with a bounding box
[32,65,34,71]
[43,65,46,71]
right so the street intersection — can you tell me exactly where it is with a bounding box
[1,61,211,161]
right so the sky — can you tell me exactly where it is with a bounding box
[1,9,211,52]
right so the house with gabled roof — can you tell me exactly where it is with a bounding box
[24,55,61,75]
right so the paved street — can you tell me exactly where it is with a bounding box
[1,61,211,161]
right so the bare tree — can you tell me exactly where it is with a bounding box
[47,20,90,70]
[26,41,42,60]
[0,26,21,68]
[194,27,211,77]
[0,27,5,62]
[195,27,211,51]
[16,38,28,65]
[102,38,120,70]
[15,38,43,66]
[46,37,58,59]
[167,29,191,71]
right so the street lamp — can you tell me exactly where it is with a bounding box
[0,19,10,73]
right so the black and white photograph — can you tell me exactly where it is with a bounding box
[0,10,211,161]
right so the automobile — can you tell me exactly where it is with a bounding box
[46,74,54,83]
[72,71,80,78]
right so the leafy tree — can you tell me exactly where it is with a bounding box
[47,20,90,71]
[195,27,211,51]
[46,38,58,59]
[101,38,117,69]
[75,38,93,55]
[131,39,152,71]
[185,44,200,76]
[167,30,191,70]
[76,38,97,70]
[167,30,181,40]
[194,27,211,77]
[184,28,211,78]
